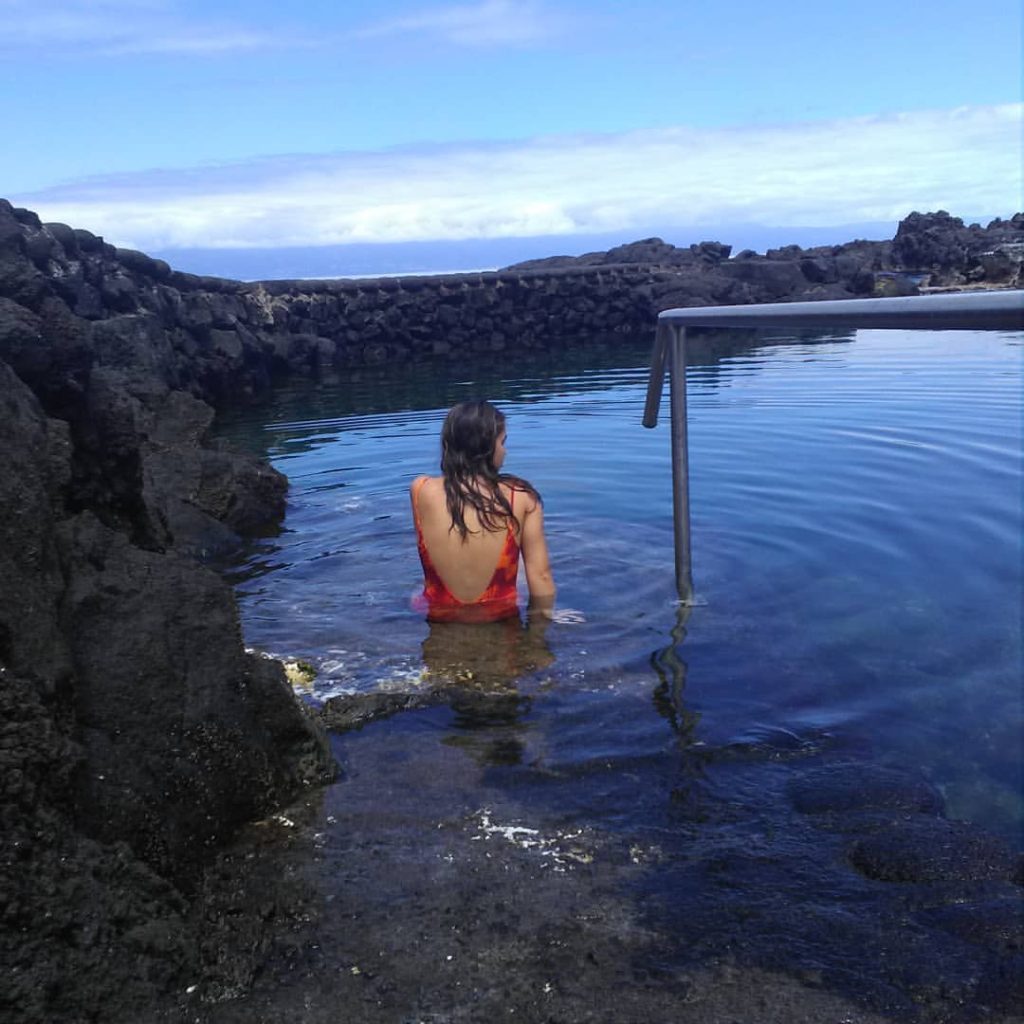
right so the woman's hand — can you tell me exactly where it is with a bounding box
[549,608,585,624]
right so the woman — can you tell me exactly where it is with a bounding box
[411,400,555,624]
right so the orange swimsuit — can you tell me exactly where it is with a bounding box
[413,478,521,623]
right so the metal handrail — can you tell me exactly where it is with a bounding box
[643,289,1024,604]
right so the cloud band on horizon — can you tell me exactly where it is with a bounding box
[11,104,1020,252]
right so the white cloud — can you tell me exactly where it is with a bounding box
[100,27,291,56]
[13,104,1021,251]
[0,0,312,56]
[0,0,560,55]
[356,0,560,47]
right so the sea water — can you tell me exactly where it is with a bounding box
[215,327,1023,842]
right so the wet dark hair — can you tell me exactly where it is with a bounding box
[440,400,540,540]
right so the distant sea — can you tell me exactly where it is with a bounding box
[149,221,902,282]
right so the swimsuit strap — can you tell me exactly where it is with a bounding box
[411,476,428,533]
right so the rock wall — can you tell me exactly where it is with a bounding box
[244,241,894,366]
[8,203,1020,386]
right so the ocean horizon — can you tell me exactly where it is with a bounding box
[148,219,912,282]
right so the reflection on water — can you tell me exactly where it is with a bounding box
[422,611,555,768]
[214,329,852,458]
[650,604,698,743]
[650,603,709,818]
[421,611,555,690]
[442,691,534,768]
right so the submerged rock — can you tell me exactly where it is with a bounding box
[919,897,1024,954]
[849,818,1019,883]
[788,763,944,816]
[319,690,444,732]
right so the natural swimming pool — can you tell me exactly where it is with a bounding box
[208,326,1023,1021]
[218,326,1022,842]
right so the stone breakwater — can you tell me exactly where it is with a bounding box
[4,204,1021,385]
[170,211,1024,369]
[0,199,1021,1023]
[255,210,1022,367]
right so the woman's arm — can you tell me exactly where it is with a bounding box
[521,496,556,609]
[409,475,429,519]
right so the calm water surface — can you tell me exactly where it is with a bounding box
[217,329,1023,841]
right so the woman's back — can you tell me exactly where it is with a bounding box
[411,475,524,603]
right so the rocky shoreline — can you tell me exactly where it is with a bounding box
[1,200,1021,1022]
[0,200,337,1023]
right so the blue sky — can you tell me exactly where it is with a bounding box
[1,0,1020,265]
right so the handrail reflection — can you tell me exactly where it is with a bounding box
[650,602,700,745]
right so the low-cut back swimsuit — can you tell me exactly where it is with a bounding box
[413,477,520,623]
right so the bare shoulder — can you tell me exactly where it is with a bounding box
[411,474,444,494]
[505,479,541,517]
[507,477,540,512]
[410,475,445,513]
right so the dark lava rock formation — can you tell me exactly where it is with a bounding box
[507,211,1024,300]
[891,210,1024,283]
[0,200,335,1024]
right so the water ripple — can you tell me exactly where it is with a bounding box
[218,329,1022,839]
